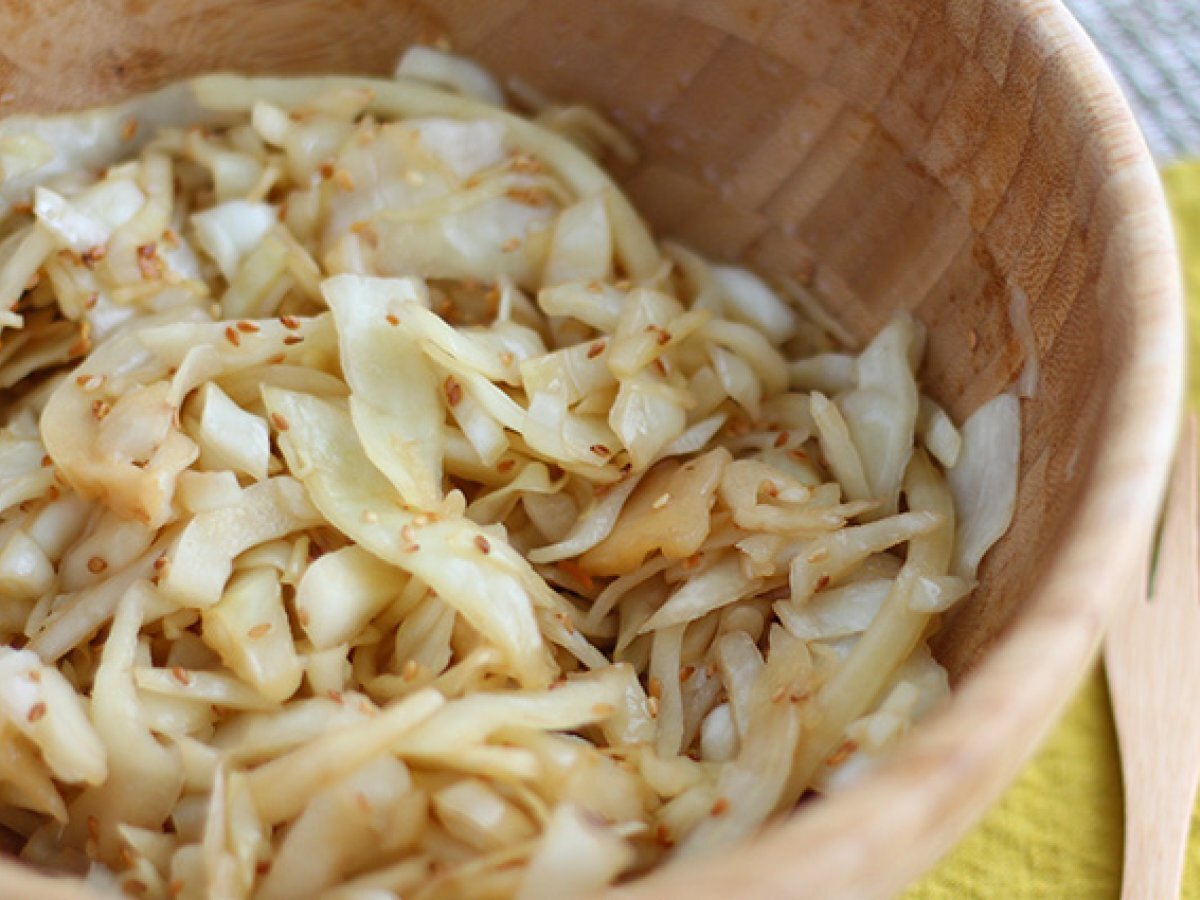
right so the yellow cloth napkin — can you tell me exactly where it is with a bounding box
[905,163,1200,900]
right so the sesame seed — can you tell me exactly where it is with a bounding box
[280,315,301,329]
[87,556,107,574]
[587,341,606,359]
[282,334,303,345]
[121,119,138,141]
[592,703,616,717]
[247,622,271,639]
[497,458,516,473]
[91,399,111,421]
[444,377,463,406]
[402,659,420,681]
[967,328,979,351]
[236,320,260,333]
[385,313,400,326]
[26,701,46,723]
[270,412,290,431]
[361,510,378,524]
[474,534,491,554]
[815,574,831,591]
[318,162,335,180]
[774,431,790,448]
[710,797,729,816]
[646,696,660,718]
[648,676,663,700]
[224,326,241,347]
[171,666,190,685]
[652,492,671,510]
[590,444,611,458]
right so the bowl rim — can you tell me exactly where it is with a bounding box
[607,1,1183,896]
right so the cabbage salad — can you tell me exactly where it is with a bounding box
[0,47,1019,900]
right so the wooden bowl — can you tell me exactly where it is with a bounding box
[0,0,1182,897]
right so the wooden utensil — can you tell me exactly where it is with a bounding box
[0,1,1181,898]
[1106,416,1200,900]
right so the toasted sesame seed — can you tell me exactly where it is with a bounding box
[121,119,138,141]
[646,696,660,718]
[87,556,107,574]
[236,320,260,333]
[590,444,611,458]
[497,458,516,473]
[815,574,831,591]
[224,326,241,347]
[386,313,400,326]
[318,162,335,180]
[270,412,290,431]
[474,534,491,554]
[91,399,111,421]
[587,341,606,359]
[280,315,301,329]
[247,622,271,639]
[26,701,46,723]
[444,377,463,406]
[171,666,191,685]
[826,740,858,767]
[592,703,615,717]
[647,676,663,700]
[282,334,303,345]
[402,659,420,681]
[710,797,729,816]
[774,430,790,448]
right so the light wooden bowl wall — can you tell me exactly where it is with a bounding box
[0,0,1182,897]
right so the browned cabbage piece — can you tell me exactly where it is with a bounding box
[580,447,729,576]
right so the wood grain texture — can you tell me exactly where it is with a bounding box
[1105,417,1200,900]
[0,0,1182,897]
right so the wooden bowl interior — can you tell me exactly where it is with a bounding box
[0,0,1118,684]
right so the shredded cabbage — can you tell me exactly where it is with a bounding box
[0,58,1020,900]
